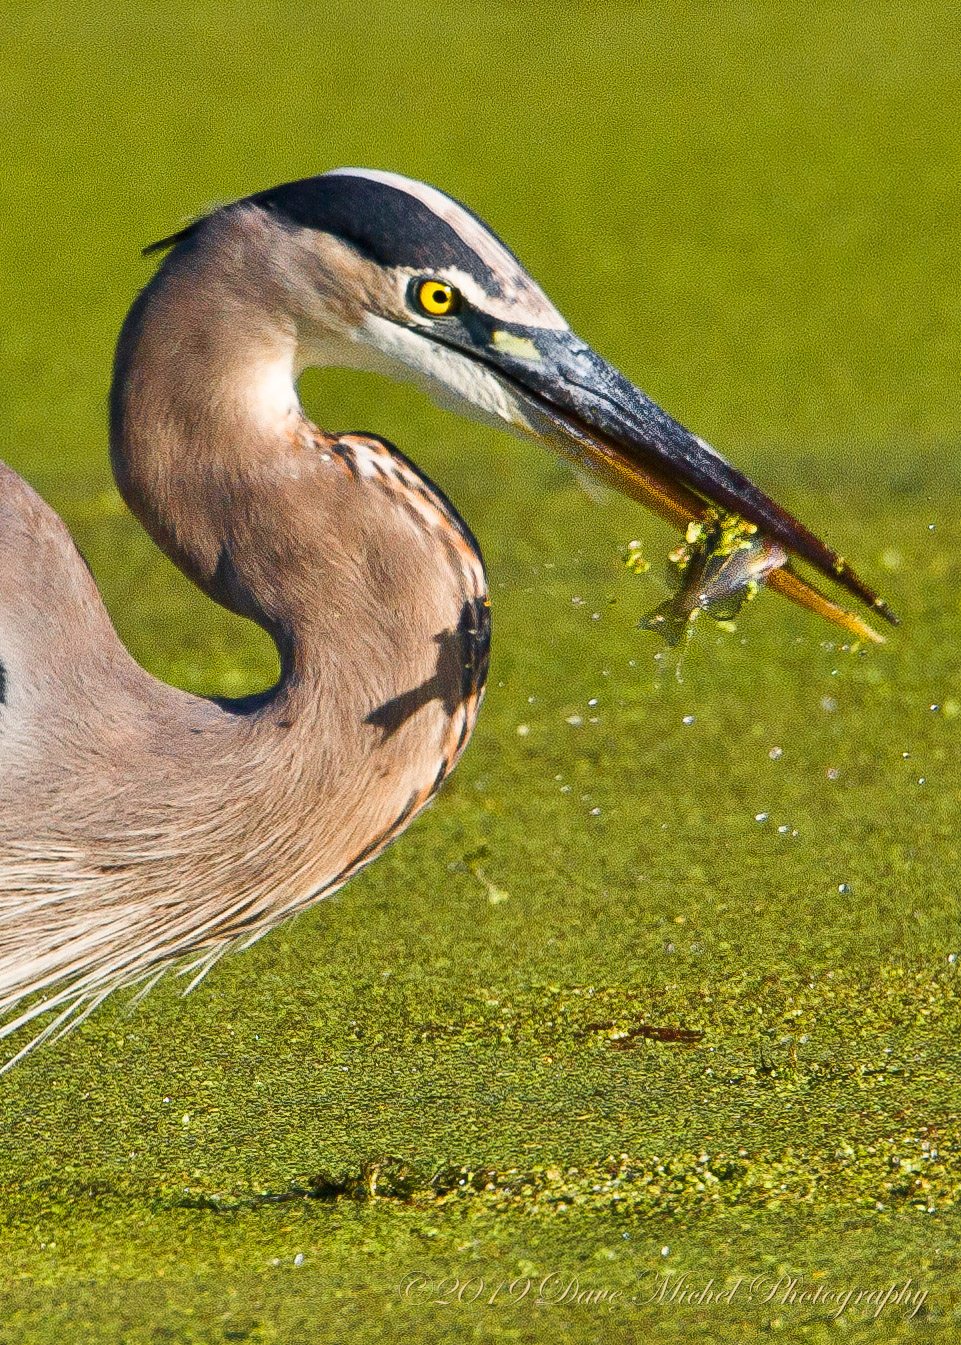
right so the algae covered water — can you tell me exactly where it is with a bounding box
[0,2,959,1341]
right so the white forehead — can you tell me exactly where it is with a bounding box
[324,167,569,330]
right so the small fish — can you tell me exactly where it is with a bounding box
[638,514,787,647]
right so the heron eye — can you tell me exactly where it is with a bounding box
[413,278,460,317]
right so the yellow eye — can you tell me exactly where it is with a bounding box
[415,278,460,317]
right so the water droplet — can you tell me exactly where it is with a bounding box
[778,824,789,834]
[827,767,840,780]
[590,807,602,816]
[516,724,530,737]
[838,883,852,894]
[755,812,769,822]
[661,1246,670,1257]
[769,746,783,760]
[566,714,583,727]
[588,698,599,706]
[821,696,838,712]
[682,715,695,726]
[294,1253,304,1267]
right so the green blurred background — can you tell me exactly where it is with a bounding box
[1,2,960,1341]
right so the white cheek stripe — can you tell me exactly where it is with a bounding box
[359,314,539,434]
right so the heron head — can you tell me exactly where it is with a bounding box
[150,168,895,634]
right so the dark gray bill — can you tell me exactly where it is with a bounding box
[471,325,898,634]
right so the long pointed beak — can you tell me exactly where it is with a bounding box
[476,327,897,641]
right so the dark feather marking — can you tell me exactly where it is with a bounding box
[343,788,423,873]
[328,441,359,479]
[358,434,486,574]
[0,660,6,706]
[144,175,522,298]
[365,598,490,743]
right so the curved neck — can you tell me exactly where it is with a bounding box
[110,225,303,640]
[108,213,487,735]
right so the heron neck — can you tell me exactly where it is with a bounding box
[110,238,305,631]
[108,228,486,728]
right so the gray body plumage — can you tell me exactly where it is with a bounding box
[0,169,892,1067]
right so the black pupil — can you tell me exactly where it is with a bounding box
[431,288,447,306]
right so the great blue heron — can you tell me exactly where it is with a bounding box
[0,169,894,1068]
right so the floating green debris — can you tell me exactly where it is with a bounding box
[632,513,787,647]
[623,539,651,574]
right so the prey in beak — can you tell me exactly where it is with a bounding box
[406,301,897,644]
